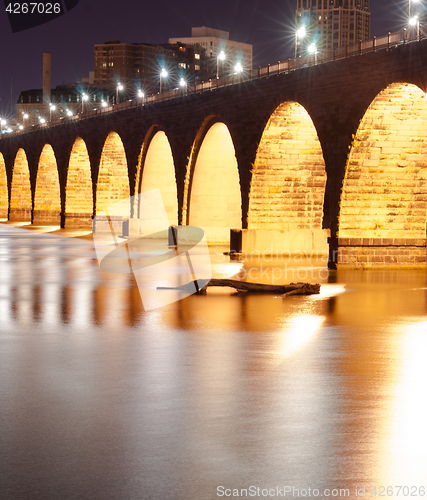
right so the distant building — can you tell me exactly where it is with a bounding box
[16,83,111,126]
[169,26,253,78]
[295,0,370,54]
[94,40,207,95]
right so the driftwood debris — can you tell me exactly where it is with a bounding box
[158,279,320,297]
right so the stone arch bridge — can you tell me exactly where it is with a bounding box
[1,39,427,268]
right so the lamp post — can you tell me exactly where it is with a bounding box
[81,93,88,112]
[409,0,420,19]
[115,84,123,104]
[49,103,56,121]
[160,68,168,93]
[137,89,144,104]
[409,15,420,39]
[217,50,225,78]
[295,26,306,58]
[234,62,243,83]
[308,42,318,64]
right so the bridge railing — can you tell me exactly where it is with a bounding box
[3,27,425,138]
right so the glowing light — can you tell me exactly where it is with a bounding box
[101,101,108,107]
[308,42,317,54]
[382,320,427,482]
[137,90,144,98]
[39,118,46,124]
[0,119,6,126]
[66,110,73,116]
[179,78,186,87]
[160,68,168,78]
[82,93,89,102]
[117,83,123,91]
[218,50,225,61]
[49,104,56,110]
[409,15,419,25]
[278,315,325,358]
[23,113,29,119]
[235,62,243,73]
[296,26,306,38]
[19,125,23,130]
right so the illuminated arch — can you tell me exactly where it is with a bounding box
[10,149,32,222]
[96,131,130,214]
[34,144,61,225]
[0,153,8,218]
[137,130,178,225]
[248,101,327,230]
[339,83,427,240]
[186,121,242,243]
[65,137,93,228]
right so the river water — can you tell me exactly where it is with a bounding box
[0,224,426,500]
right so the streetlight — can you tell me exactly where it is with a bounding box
[116,83,123,104]
[39,117,46,124]
[137,89,144,104]
[409,0,420,19]
[160,68,168,93]
[66,109,73,117]
[0,119,6,128]
[234,62,243,83]
[295,26,306,58]
[308,42,318,64]
[409,14,420,39]
[81,93,89,112]
[49,103,56,121]
[101,100,108,108]
[217,50,225,78]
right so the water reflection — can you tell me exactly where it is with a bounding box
[1,224,427,499]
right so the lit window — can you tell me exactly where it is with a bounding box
[195,64,200,70]
[195,53,200,59]
[179,63,186,69]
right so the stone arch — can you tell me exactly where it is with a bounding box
[136,129,178,225]
[186,120,242,244]
[34,144,61,225]
[340,83,427,239]
[338,83,427,267]
[248,101,327,231]
[0,153,8,218]
[65,137,93,229]
[96,131,130,214]
[10,149,32,222]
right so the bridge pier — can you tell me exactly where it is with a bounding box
[239,229,329,257]
[64,213,93,230]
[337,238,427,268]
[9,208,31,222]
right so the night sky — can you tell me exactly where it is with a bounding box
[0,0,409,119]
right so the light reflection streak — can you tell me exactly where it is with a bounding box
[315,284,346,299]
[212,262,244,277]
[382,320,427,483]
[278,315,325,359]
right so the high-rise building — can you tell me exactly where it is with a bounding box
[295,0,370,54]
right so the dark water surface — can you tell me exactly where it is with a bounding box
[1,224,427,500]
